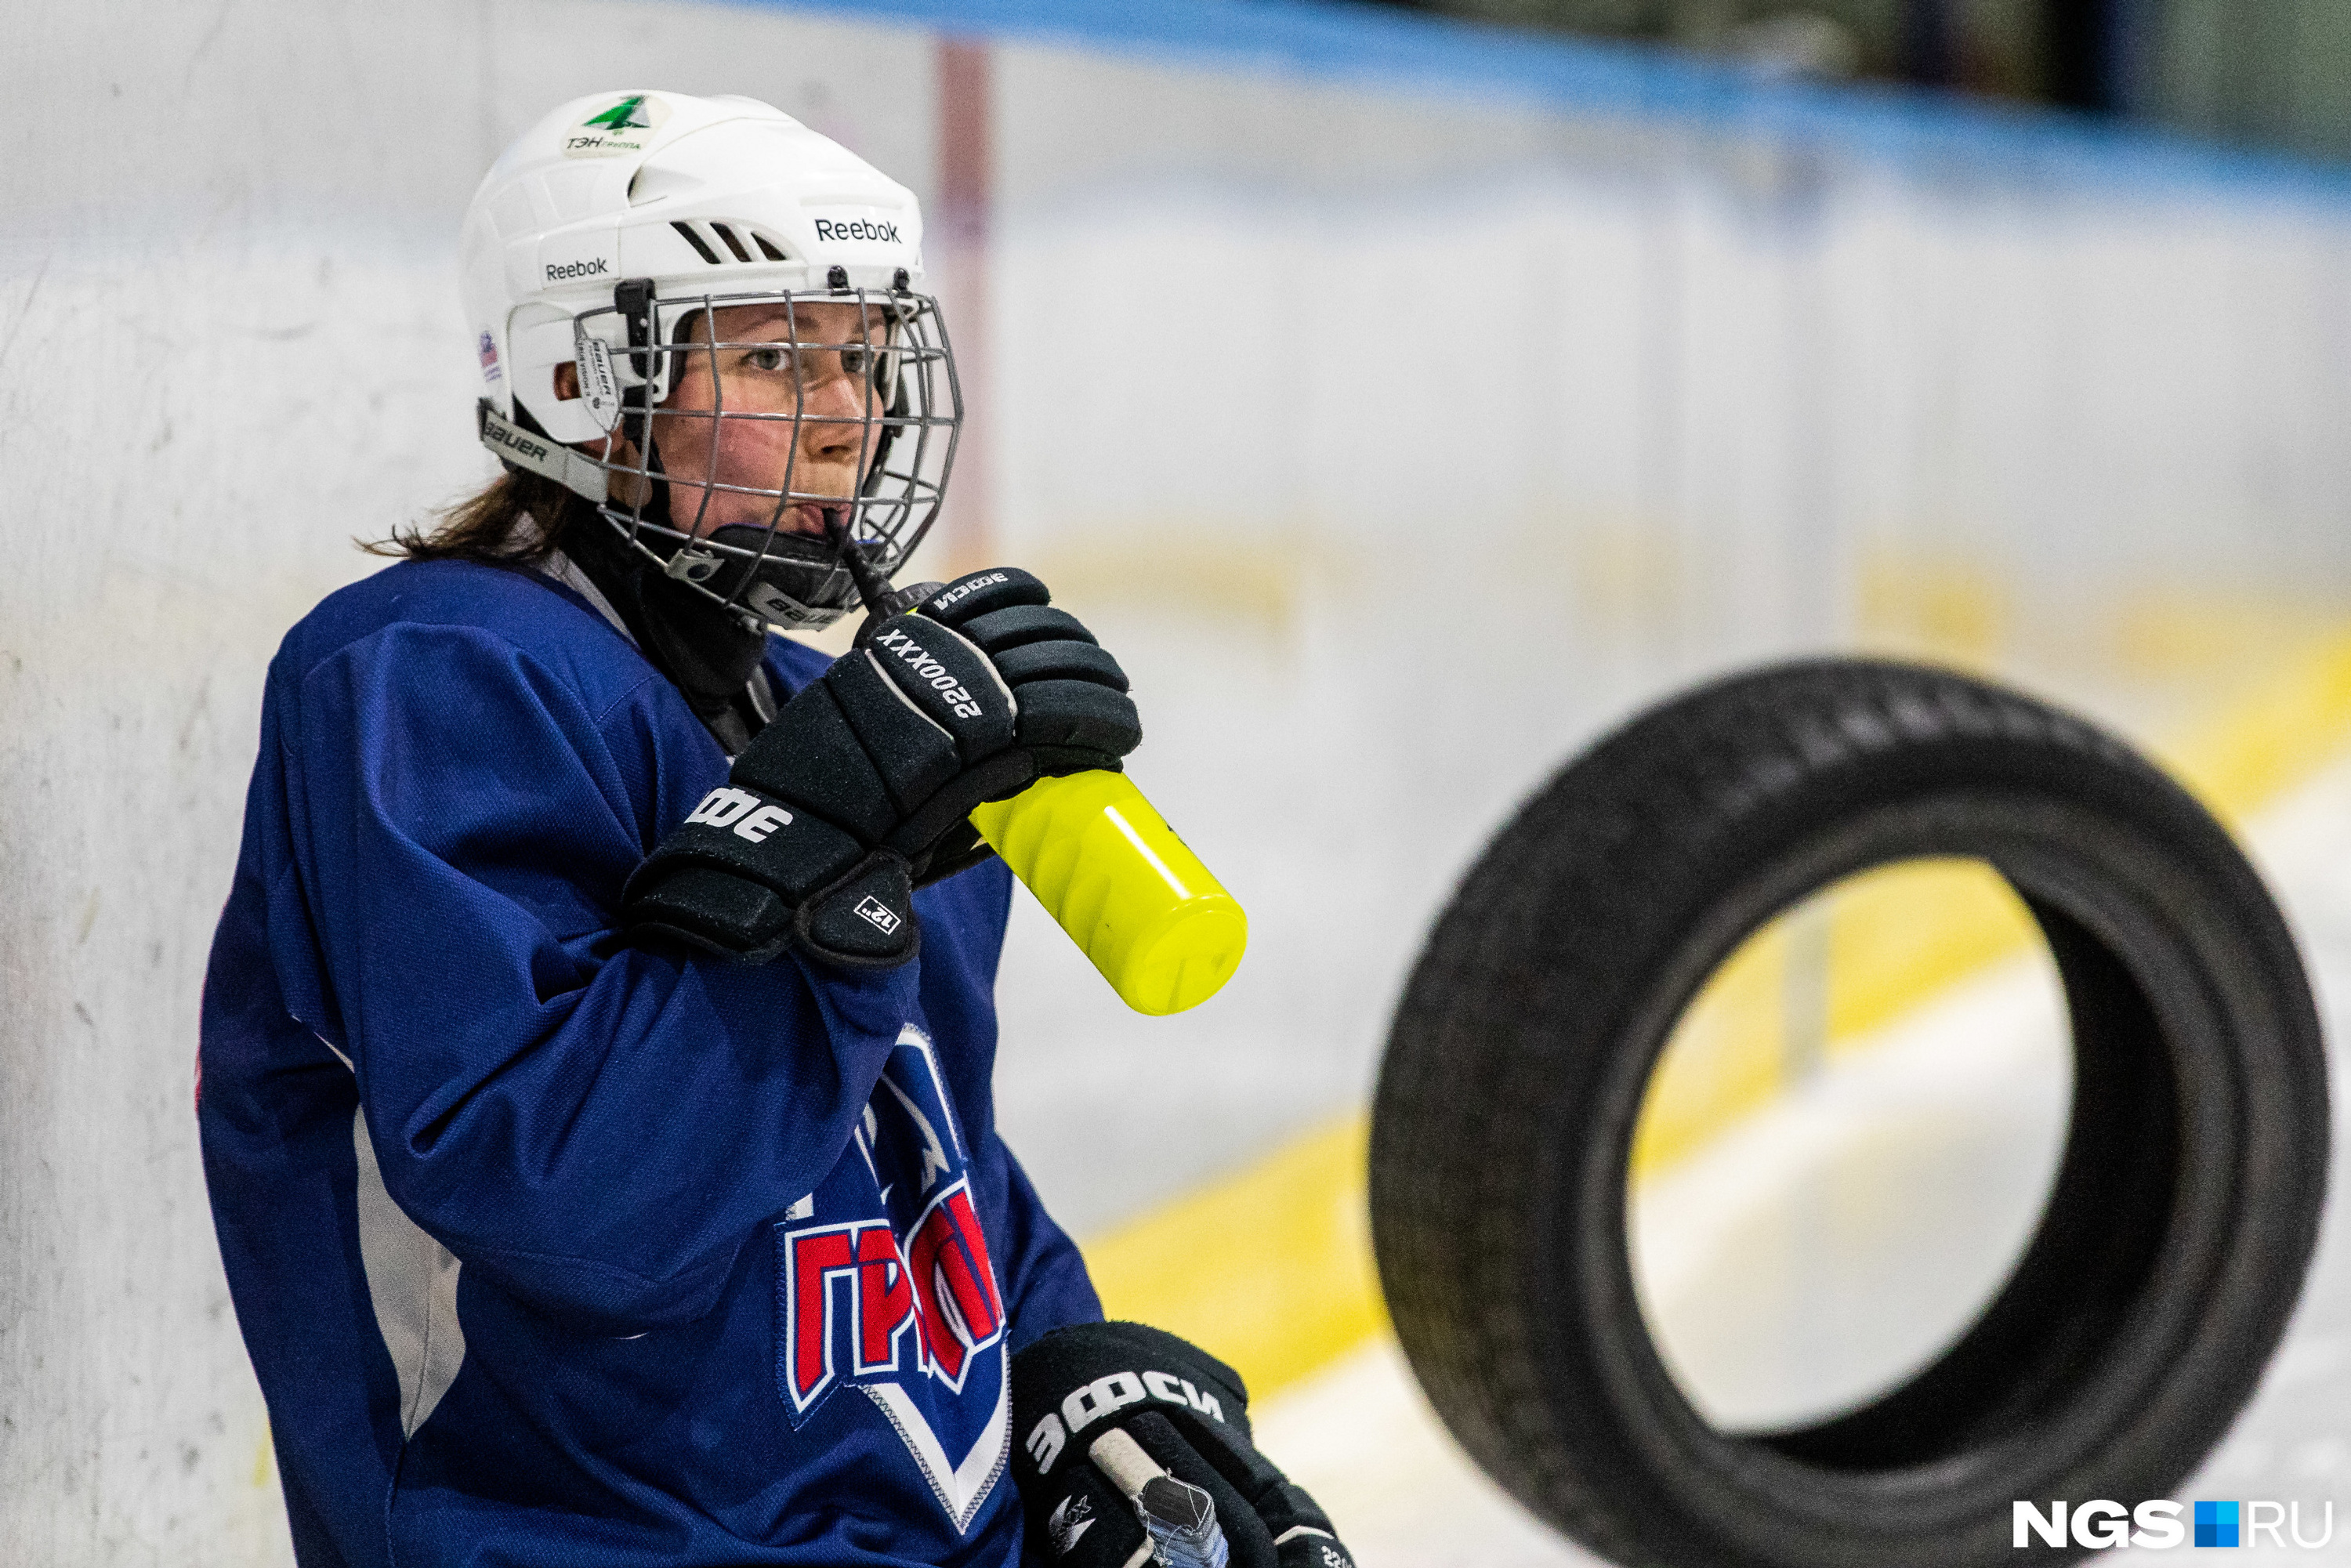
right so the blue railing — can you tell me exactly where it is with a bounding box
[737,0,2351,205]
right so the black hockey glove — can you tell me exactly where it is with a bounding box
[1012,1322,1356,1568]
[914,569,1143,780]
[621,568,1138,968]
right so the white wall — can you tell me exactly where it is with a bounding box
[7,2,2351,1559]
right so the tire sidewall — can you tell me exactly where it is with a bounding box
[1374,661,2330,1568]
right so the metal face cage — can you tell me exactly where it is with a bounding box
[567,276,962,629]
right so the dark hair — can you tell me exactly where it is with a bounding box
[366,469,579,564]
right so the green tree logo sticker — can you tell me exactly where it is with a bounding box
[583,96,651,132]
[564,93,668,158]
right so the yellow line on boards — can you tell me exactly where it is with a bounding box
[1084,1117,1384,1401]
[1077,625,2351,1402]
[2157,628,2351,821]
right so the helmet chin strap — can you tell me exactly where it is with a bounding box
[644,480,868,631]
[479,402,608,502]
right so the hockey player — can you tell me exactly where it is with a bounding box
[198,91,1353,1568]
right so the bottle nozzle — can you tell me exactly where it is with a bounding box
[824,509,943,630]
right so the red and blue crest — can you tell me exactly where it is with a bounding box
[776,1027,1008,1530]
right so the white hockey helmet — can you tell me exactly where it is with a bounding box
[460,90,961,628]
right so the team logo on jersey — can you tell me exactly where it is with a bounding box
[777,1027,1009,1531]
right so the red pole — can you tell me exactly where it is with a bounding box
[936,38,993,573]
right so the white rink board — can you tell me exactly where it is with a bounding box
[980,38,2351,1233]
[8,1,2351,1559]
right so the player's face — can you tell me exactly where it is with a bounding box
[650,301,892,538]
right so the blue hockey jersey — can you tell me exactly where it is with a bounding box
[198,556,1102,1567]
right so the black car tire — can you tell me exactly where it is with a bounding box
[1369,658,2330,1568]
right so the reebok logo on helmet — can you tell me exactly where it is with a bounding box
[544,258,611,283]
[813,215,904,246]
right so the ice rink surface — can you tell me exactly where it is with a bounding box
[1253,751,2351,1565]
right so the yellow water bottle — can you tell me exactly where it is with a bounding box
[831,534,1248,1016]
[969,771,1248,1016]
